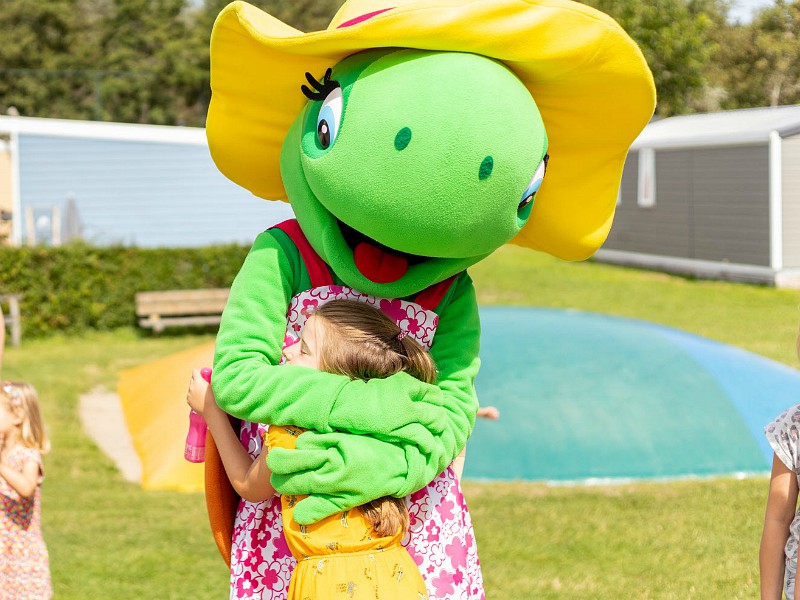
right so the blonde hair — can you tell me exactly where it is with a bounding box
[314,300,437,386]
[1,381,50,453]
[311,300,437,537]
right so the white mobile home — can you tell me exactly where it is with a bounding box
[599,105,800,288]
[0,116,293,247]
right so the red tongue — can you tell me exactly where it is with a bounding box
[354,242,409,283]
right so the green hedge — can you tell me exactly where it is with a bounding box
[0,243,251,338]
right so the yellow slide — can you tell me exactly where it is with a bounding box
[117,341,215,492]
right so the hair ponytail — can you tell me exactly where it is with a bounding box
[314,300,438,386]
[397,335,437,384]
[359,496,409,538]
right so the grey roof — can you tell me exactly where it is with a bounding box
[631,104,800,149]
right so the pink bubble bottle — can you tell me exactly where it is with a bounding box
[184,367,211,463]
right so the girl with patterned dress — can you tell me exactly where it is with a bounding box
[761,329,800,600]
[187,299,429,599]
[0,381,52,600]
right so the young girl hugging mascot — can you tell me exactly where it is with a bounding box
[204,0,656,598]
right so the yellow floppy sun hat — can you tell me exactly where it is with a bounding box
[207,0,656,260]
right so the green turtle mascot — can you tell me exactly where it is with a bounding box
[204,0,655,597]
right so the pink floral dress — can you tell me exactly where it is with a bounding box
[229,286,485,600]
[0,446,52,600]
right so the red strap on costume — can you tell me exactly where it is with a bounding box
[272,219,458,310]
[414,274,459,311]
[272,219,333,288]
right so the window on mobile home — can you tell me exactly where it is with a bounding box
[637,147,656,208]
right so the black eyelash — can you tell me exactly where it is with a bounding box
[301,68,340,101]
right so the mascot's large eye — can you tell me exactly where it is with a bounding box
[317,87,343,150]
[519,154,549,210]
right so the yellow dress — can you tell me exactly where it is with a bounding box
[267,425,428,600]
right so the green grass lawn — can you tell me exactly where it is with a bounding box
[3,247,797,598]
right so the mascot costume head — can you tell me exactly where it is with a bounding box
[207,0,655,289]
[204,0,655,595]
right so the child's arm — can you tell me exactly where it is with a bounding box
[760,452,798,600]
[0,453,40,499]
[186,369,274,503]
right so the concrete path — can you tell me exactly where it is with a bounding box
[79,386,142,483]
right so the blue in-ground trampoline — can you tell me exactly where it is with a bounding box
[462,307,800,483]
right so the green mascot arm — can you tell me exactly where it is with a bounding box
[327,272,480,470]
[422,272,482,472]
[213,230,479,512]
[212,228,347,430]
[266,274,481,523]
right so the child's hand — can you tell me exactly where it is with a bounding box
[476,405,500,420]
[186,368,218,417]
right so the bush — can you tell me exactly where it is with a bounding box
[0,243,250,337]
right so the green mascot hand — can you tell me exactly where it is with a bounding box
[327,372,449,447]
[267,430,420,525]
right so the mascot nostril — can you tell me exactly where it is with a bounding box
[479,156,494,180]
[394,127,412,151]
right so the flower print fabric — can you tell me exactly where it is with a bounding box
[765,403,800,600]
[282,287,439,351]
[229,285,485,600]
[0,447,52,600]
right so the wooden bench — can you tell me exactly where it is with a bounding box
[135,288,230,333]
[0,294,22,347]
